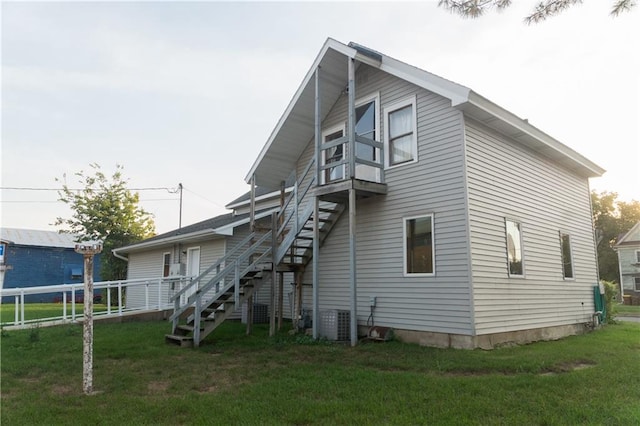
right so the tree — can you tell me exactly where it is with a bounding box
[591,190,640,283]
[438,0,636,24]
[55,163,156,281]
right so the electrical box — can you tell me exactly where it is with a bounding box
[169,263,186,277]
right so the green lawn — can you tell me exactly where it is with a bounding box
[0,303,108,325]
[1,319,639,425]
[616,303,640,317]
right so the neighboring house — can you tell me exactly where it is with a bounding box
[0,228,101,303]
[614,222,640,302]
[113,188,295,321]
[147,39,606,349]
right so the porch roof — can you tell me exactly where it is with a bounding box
[245,38,604,190]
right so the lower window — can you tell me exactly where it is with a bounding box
[635,277,640,292]
[404,214,434,275]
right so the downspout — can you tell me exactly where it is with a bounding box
[112,250,128,262]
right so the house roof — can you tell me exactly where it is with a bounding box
[614,221,640,248]
[114,208,278,255]
[246,38,605,189]
[0,228,79,249]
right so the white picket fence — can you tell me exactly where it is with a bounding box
[0,276,191,329]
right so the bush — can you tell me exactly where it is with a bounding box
[602,280,618,323]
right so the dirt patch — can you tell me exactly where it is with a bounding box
[147,381,170,393]
[540,360,596,376]
[51,384,75,396]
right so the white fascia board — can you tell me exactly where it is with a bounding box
[461,91,606,177]
[245,38,357,184]
[379,55,471,106]
[114,229,218,254]
[225,187,293,210]
[213,208,279,235]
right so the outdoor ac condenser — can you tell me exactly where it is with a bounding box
[319,309,350,341]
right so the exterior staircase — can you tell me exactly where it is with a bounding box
[166,157,346,347]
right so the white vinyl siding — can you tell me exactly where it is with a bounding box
[465,118,598,335]
[302,64,473,335]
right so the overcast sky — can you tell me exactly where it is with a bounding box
[2,1,638,235]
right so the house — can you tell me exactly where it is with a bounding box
[113,188,296,325]
[613,222,640,304]
[154,38,606,349]
[0,228,101,303]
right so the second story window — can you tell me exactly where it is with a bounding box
[385,96,417,168]
[163,252,171,277]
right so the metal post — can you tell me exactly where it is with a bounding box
[117,282,123,315]
[349,188,357,346]
[270,212,277,336]
[71,287,76,321]
[75,242,103,396]
[315,66,322,185]
[14,295,18,325]
[63,292,68,320]
[312,196,320,339]
[107,285,111,315]
[348,57,356,179]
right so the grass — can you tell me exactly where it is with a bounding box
[0,303,108,325]
[616,303,640,317]
[1,319,639,425]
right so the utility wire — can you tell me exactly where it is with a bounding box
[1,186,177,192]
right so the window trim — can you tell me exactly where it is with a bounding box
[403,213,435,277]
[505,218,525,278]
[559,232,575,280]
[384,95,418,169]
[162,252,171,277]
[321,123,346,184]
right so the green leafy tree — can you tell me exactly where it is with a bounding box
[438,0,636,23]
[591,190,640,282]
[55,163,156,281]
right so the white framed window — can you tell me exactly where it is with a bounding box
[403,214,435,276]
[321,124,346,184]
[384,95,418,169]
[635,250,640,264]
[355,92,381,182]
[560,233,574,280]
[635,277,640,291]
[505,219,524,277]
[162,252,171,277]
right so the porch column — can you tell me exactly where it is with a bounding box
[312,195,320,339]
[347,57,356,179]
[348,188,357,346]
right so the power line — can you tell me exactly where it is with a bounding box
[1,186,177,192]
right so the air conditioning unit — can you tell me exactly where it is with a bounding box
[319,309,350,341]
[169,263,186,276]
[242,303,269,324]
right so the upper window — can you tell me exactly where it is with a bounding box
[356,99,377,162]
[635,250,640,263]
[163,252,171,277]
[384,96,418,168]
[404,214,434,276]
[505,219,524,277]
[560,233,574,279]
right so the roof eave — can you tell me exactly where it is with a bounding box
[114,229,219,254]
[457,91,606,178]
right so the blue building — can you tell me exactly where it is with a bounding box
[0,228,102,303]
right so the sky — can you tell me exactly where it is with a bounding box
[1,1,639,235]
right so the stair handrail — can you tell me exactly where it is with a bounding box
[170,231,256,303]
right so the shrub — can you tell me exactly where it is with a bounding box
[601,280,618,323]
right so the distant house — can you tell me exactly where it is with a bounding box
[125,39,606,349]
[614,222,640,303]
[0,228,101,303]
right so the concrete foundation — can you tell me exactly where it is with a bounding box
[389,323,590,350]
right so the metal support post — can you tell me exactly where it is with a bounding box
[348,188,357,346]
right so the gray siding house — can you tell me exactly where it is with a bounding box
[162,39,605,348]
[614,222,640,303]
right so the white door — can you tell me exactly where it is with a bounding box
[186,247,200,300]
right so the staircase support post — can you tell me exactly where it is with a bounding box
[194,296,201,347]
[349,188,358,346]
[278,272,284,331]
[312,195,320,339]
[348,57,356,179]
[270,212,277,336]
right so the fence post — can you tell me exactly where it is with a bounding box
[158,279,162,311]
[145,282,149,310]
[107,283,112,315]
[14,295,19,325]
[63,291,68,320]
[118,282,123,315]
[20,291,25,326]
[71,286,76,321]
